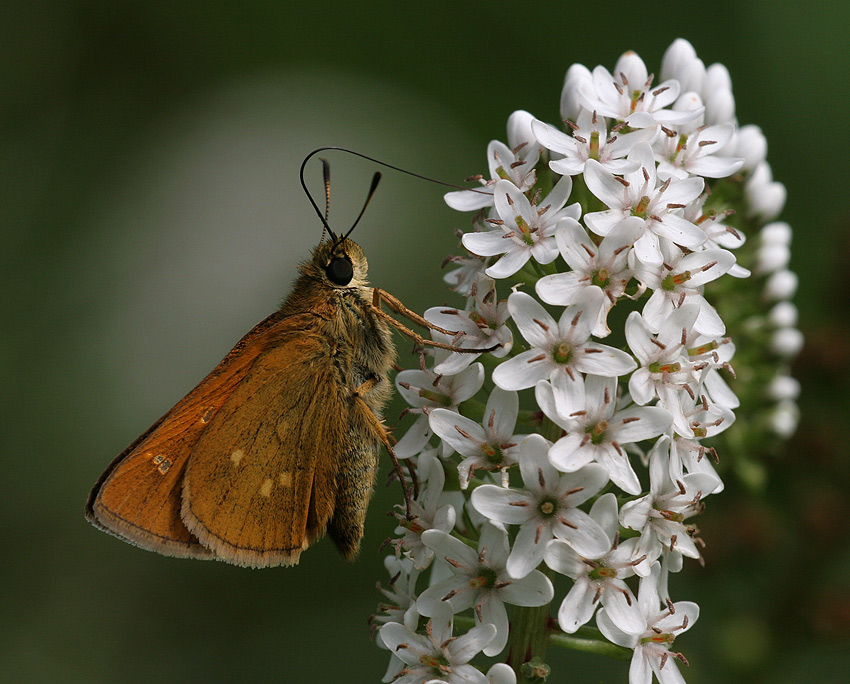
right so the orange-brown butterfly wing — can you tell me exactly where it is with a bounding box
[180,322,351,568]
[85,313,284,559]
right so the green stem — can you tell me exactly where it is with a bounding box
[507,566,555,683]
[549,631,632,660]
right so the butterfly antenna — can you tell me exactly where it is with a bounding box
[343,172,381,241]
[299,146,493,241]
[319,158,332,242]
[300,150,336,240]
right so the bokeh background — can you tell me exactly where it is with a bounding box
[4,2,849,683]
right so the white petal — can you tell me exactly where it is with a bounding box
[596,608,640,649]
[486,248,532,279]
[554,508,611,558]
[584,159,628,211]
[462,230,513,257]
[497,568,554,607]
[378,623,433,665]
[471,485,535,525]
[445,189,494,212]
[574,342,637,376]
[611,406,673,443]
[589,493,619,541]
[429,409,489,458]
[543,538,585,578]
[445,622,497,664]
[421,529,479,569]
[507,522,550,579]
[479,598,509,656]
[492,351,553,391]
[557,578,597,633]
[485,386,519,442]
[599,582,644,635]
[507,291,556,348]
[519,434,559,495]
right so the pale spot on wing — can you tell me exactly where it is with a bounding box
[230,449,245,465]
[279,471,292,487]
[152,453,173,474]
[200,407,216,424]
[259,478,274,497]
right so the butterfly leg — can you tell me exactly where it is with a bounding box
[370,288,498,354]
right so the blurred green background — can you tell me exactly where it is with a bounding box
[4,2,849,683]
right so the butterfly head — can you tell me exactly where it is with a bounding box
[309,236,369,290]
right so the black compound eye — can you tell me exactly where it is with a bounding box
[326,256,354,285]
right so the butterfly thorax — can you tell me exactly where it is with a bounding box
[279,238,395,415]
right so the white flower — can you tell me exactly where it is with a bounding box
[532,110,655,177]
[771,327,804,358]
[427,275,513,375]
[536,216,643,337]
[417,522,554,656]
[394,452,458,569]
[583,143,706,265]
[654,120,743,181]
[375,555,422,635]
[395,363,485,458]
[374,556,423,682]
[634,242,736,336]
[625,307,699,421]
[544,493,645,634]
[680,191,750,278]
[766,373,800,401]
[493,290,636,408]
[746,160,786,221]
[769,400,800,439]
[536,374,672,495]
[485,663,516,684]
[669,436,723,494]
[471,434,611,579]
[462,176,579,279]
[581,51,701,127]
[443,254,489,297]
[764,269,798,301]
[619,438,716,574]
[444,111,540,212]
[379,600,496,684]
[429,387,524,489]
[597,562,699,684]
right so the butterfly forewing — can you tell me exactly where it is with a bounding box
[85,313,284,558]
[180,317,358,568]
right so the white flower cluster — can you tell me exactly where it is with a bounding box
[372,39,799,684]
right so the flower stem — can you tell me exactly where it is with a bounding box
[507,566,555,683]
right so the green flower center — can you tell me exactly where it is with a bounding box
[632,195,651,218]
[640,632,675,646]
[469,566,499,590]
[648,360,681,374]
[418,389,451,406]
[588,420,608,445]
[419,653,450,674]
[552,342,572,365]
[482,443,504,465]
[661,270,692,291]
[588,565,617,581]
[515,215,535,246]
[589,129,600,160]
[591,267,611,289]
[538,497,559,518]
